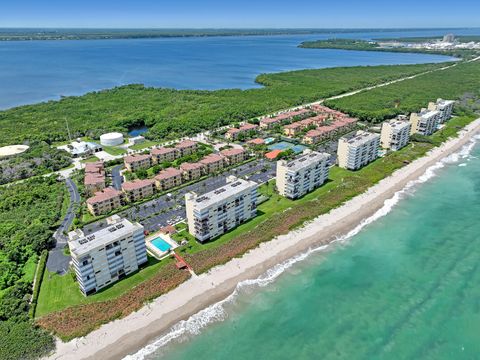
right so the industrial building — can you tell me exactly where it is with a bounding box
[185,176,258,242]
[380,118,411,151]
[337,130,380,170]
[276,150,331,199]
[68,215,147,296]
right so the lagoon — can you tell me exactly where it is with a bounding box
[2,29,476,110]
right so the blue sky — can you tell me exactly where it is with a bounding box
[1,0,479,28]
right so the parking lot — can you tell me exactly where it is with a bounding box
[84,158,275,234]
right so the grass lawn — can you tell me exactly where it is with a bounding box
[102,146,127,156]
[80,156,101,163]
[128,140,160,151]
[35,255,172,317]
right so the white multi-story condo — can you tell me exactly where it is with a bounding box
[428,98,455,123]
[337,130,380,170]
[380,118,412,151]
[276,150,331,199]
[409,109,440,136]
[68,215,147,296]
[185,176,258,242]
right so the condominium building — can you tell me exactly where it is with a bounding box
[276,150,331,199]
[86,187,123,216]
[175,140,198,157]
[337,130,380,170]
[155,167,183,191]
[180,162,204,181]
[225,124,258,140]
[380,119,411,151]
[151,147,178,164]
[84,161,105,196]
[428,98,455,123]
[220,148,246,165]
[68,215,147,296]
[185,176,258,242]
[409,109,440,136]
[200,154,225,174]
[121,179,156,202]
[124,154,152,172]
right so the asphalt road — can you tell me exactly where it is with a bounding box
[111,165,123,190]
[84,159,276,234]
[47,178,80,274]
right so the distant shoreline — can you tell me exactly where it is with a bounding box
[0,27,477,42]
[49,118,480,360]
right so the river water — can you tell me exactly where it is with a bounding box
[3,29,479,110]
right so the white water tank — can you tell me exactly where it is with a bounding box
[100,132,124,146]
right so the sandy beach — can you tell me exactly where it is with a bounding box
[48,117,480,360]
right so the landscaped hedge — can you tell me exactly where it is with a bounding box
[29,250,48,319]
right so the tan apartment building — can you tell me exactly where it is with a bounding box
[175,140,198,157]
[428,98,455,123]
[409,109,440,136]
[151,147,178,164]
[155,167,183,191]
[84,161,105,196]
[180,162,205,181]
[124,154,152,172]
[276,150,331,199]
[337,130,380,170]
[185,176,258,242]
[121,179,156,202]
[220,148,246,165]
[200,154,225,174]
[380,119,411,151]
[86,187,123,216]
[225,124,258,140]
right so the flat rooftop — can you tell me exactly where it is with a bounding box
[385,119,411,129]
[68,217,142,256]
[282,151,330,172]
[188,177,257,209]
[342,131,379,146]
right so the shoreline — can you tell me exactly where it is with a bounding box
[49,117,480,360]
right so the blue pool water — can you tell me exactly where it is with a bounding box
[264,137,275,144]
[151,237,172,252]
[268,141,307,154]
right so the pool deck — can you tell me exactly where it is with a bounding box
[145,232,179,260]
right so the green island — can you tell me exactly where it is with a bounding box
[299,38,480,59]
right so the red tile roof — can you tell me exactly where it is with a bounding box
[220,148,245,157]
[151,147,177,156]
[247,138,265,145]
[84,173,105,186]
[175,140,197,149]
[86,187,122,205]
[122,179,155,191]
[124,154,151,163]
[265,149,283,160]
[200,154,225,164]
[84,161,104,174]
[155,167,182,181]
[180,162,204,171]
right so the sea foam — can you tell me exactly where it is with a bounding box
[124,136,479,360]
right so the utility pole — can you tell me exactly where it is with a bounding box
[65,118,72,142]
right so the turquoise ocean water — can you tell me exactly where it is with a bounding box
[126,136,480,360]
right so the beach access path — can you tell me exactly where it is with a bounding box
[48,116,480,360]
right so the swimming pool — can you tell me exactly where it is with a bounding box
[264,137,275,144]
[151,237,172,252]
[267,141,307,154]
